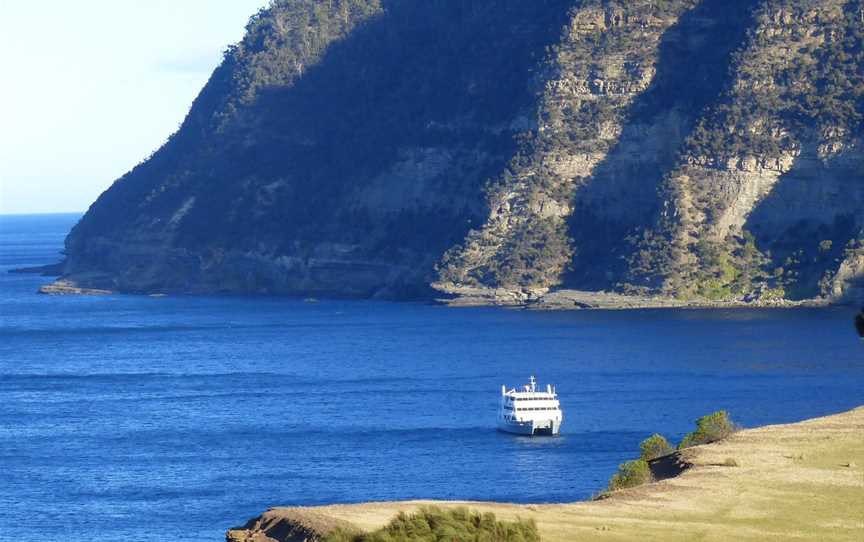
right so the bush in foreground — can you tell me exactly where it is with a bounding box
[639,433,674,460]
[607,458,652,491]
[678,410,737,449]
[323,506,540,542]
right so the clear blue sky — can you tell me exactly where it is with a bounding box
[0,0,269,214]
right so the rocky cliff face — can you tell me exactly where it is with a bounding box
[57,0,863,304]
[629,0,864,302]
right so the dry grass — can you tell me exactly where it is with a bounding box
[241,407,864,541]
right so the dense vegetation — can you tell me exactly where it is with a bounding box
[323,507,540,542]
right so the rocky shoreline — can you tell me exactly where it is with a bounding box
[34,272,837,310]
[435,284,829,310]
[37,279,114,296]
[228,406,864,542]
[33,270,844,311]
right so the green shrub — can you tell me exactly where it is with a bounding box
[323,506,540,542]
[639,433,674,461]
[607,458,652,491]
[679,410,737,449]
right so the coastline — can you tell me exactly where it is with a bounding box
[33,273,845,310]
[228,406,864,541]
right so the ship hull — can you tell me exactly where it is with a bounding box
[497,418,561,436]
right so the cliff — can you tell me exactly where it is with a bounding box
[53,0,864,304]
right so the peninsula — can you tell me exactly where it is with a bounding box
[229,406,864,541]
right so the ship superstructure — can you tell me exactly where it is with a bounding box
[497,375,562,436]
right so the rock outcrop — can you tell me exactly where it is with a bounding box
[226,507,354,542]
[52,0,863,305]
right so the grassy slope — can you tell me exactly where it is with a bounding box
[257,407,864,541]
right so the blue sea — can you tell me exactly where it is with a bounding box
[0,213,861,541]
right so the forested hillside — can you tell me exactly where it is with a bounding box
[56,0,863,304]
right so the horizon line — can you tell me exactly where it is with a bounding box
[0,211,85,216]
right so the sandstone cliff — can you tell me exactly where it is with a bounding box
[54,0,863,304]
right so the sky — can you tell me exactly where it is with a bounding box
[0,0,269,214]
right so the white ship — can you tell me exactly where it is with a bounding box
[497,375,563,436]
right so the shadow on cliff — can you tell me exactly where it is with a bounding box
[182,0,573,241]
[745,142,864,299]
[563,0,760,290]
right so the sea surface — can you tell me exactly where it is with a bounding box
[0,213,862,541]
